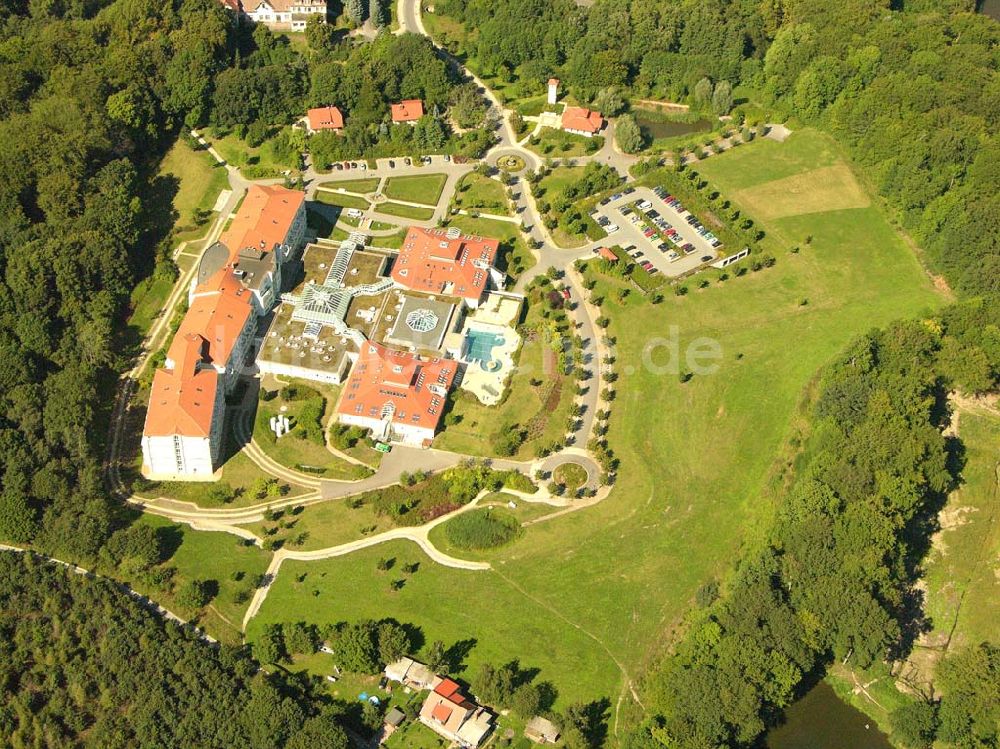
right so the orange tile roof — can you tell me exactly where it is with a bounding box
[598,246,618,262]
[219,184,305,260]
[390,99,424,123]
[548,77,560,86]
[561,106,605,134]
[143,335,219,438]
[167,268,253,369]
[337,343,456,431]
[307,105,344,131]
[391,227,499,302]
[431,703,453,724]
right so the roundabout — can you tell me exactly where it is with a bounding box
[495,153,526,172]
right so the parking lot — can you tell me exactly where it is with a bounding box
[591,186,722,279]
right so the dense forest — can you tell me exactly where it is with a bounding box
[0,551,350,747]
[435,0,999,296]
[616,297,1000,749]
[0,0,233,556]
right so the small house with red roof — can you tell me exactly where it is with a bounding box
[390,99,424,124]
[306,105,344,134]
[561,106,605,137]
[336,342,457,446]
[597,246,618,262]
[419,678,494,747]
[391,227,504,308]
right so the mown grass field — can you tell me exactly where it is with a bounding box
[157,138,230,244]
[451,172,508,213]
[314,191,370,211]
[383,173,448,205]
[375,201,435,220]
[136,514,270,644]
[316,176,380,194]
[249,128,943,726]
[528,128,603,158]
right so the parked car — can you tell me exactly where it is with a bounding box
[647,210,659,219]
[611,193,623,201]
[623,186,635,195]
[422,156,432,164]
[333,163,343,170]
[359,162,367,170]
[599,197,611,206]
[634,251,645,259]
[404,157,411,166]
[388,160,395,168]
[701,255,713,262]
[444,154,451,162]
[668,251,679,260]
[606,224,620,233]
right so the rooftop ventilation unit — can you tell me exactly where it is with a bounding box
[446,227,461,239]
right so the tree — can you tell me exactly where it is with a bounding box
[369,0,387,27]
[615,114,644,154]
[450,82,488,128]
[175,578,211,609]
[693,77,713,107]
[592,87,626,117]
[346,0,364,25]
[336,621,380,673]
[890,701,938,749]
[711,80,733,114]
[254,623,287,665]
[426,640,448,673]
[377,621,412,665]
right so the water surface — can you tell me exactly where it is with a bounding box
[767,681,893,749]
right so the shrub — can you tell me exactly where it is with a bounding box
[444,509,521,550]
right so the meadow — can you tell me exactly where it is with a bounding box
[248,129,943,729]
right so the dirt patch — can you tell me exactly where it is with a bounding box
[733,163,870,220]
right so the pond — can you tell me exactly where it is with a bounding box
[980,0,1000,20]
[767,681,893,749]
[633,111,713,140]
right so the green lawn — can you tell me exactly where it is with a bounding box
[534,166,603,248]
[156,138,230,245]
[136,514,270,644]
[316,176,380,194]
[127,274,176,340]
[206,129,297,180]
[250,128,942,722]
[527,128,604,158]
[375,201,435,221]
[253,384,371,481]
[314,191,371,211]
[135,448,309,509]
[451,172,508,214]
[383,173,449,205]
[248,495,393,552]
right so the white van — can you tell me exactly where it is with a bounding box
[345,208,364,219]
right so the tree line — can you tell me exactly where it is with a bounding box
[0,551,350,748]
[433,0,998,296]
[618,296,1000,748]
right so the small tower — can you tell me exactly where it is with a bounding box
[547,78,560,106]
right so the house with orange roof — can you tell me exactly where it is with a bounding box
[418,678,494,747]
[194,184,306,314]
[561,106,605,137]
[391,227,504,308]
[306,105,344,134]
[390,99,424,124]
[141,335,225,478]
[143,184,306,479]
[336,342,457,446]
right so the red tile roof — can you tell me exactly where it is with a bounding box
[307,105,344,131]
[144,336,219,438]
[337,343,456,432]
[391,227,499,302]
[435,679,463,701]
[390,99,424,123]
[220,184,305,258]
[548,77,560,86]
[167,268,253,370]
[431,703,453,724]
[598,246,618,262]
[561,106,605,134]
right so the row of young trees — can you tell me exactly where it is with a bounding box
[620,296,1000,748]
[0,551,350,748]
